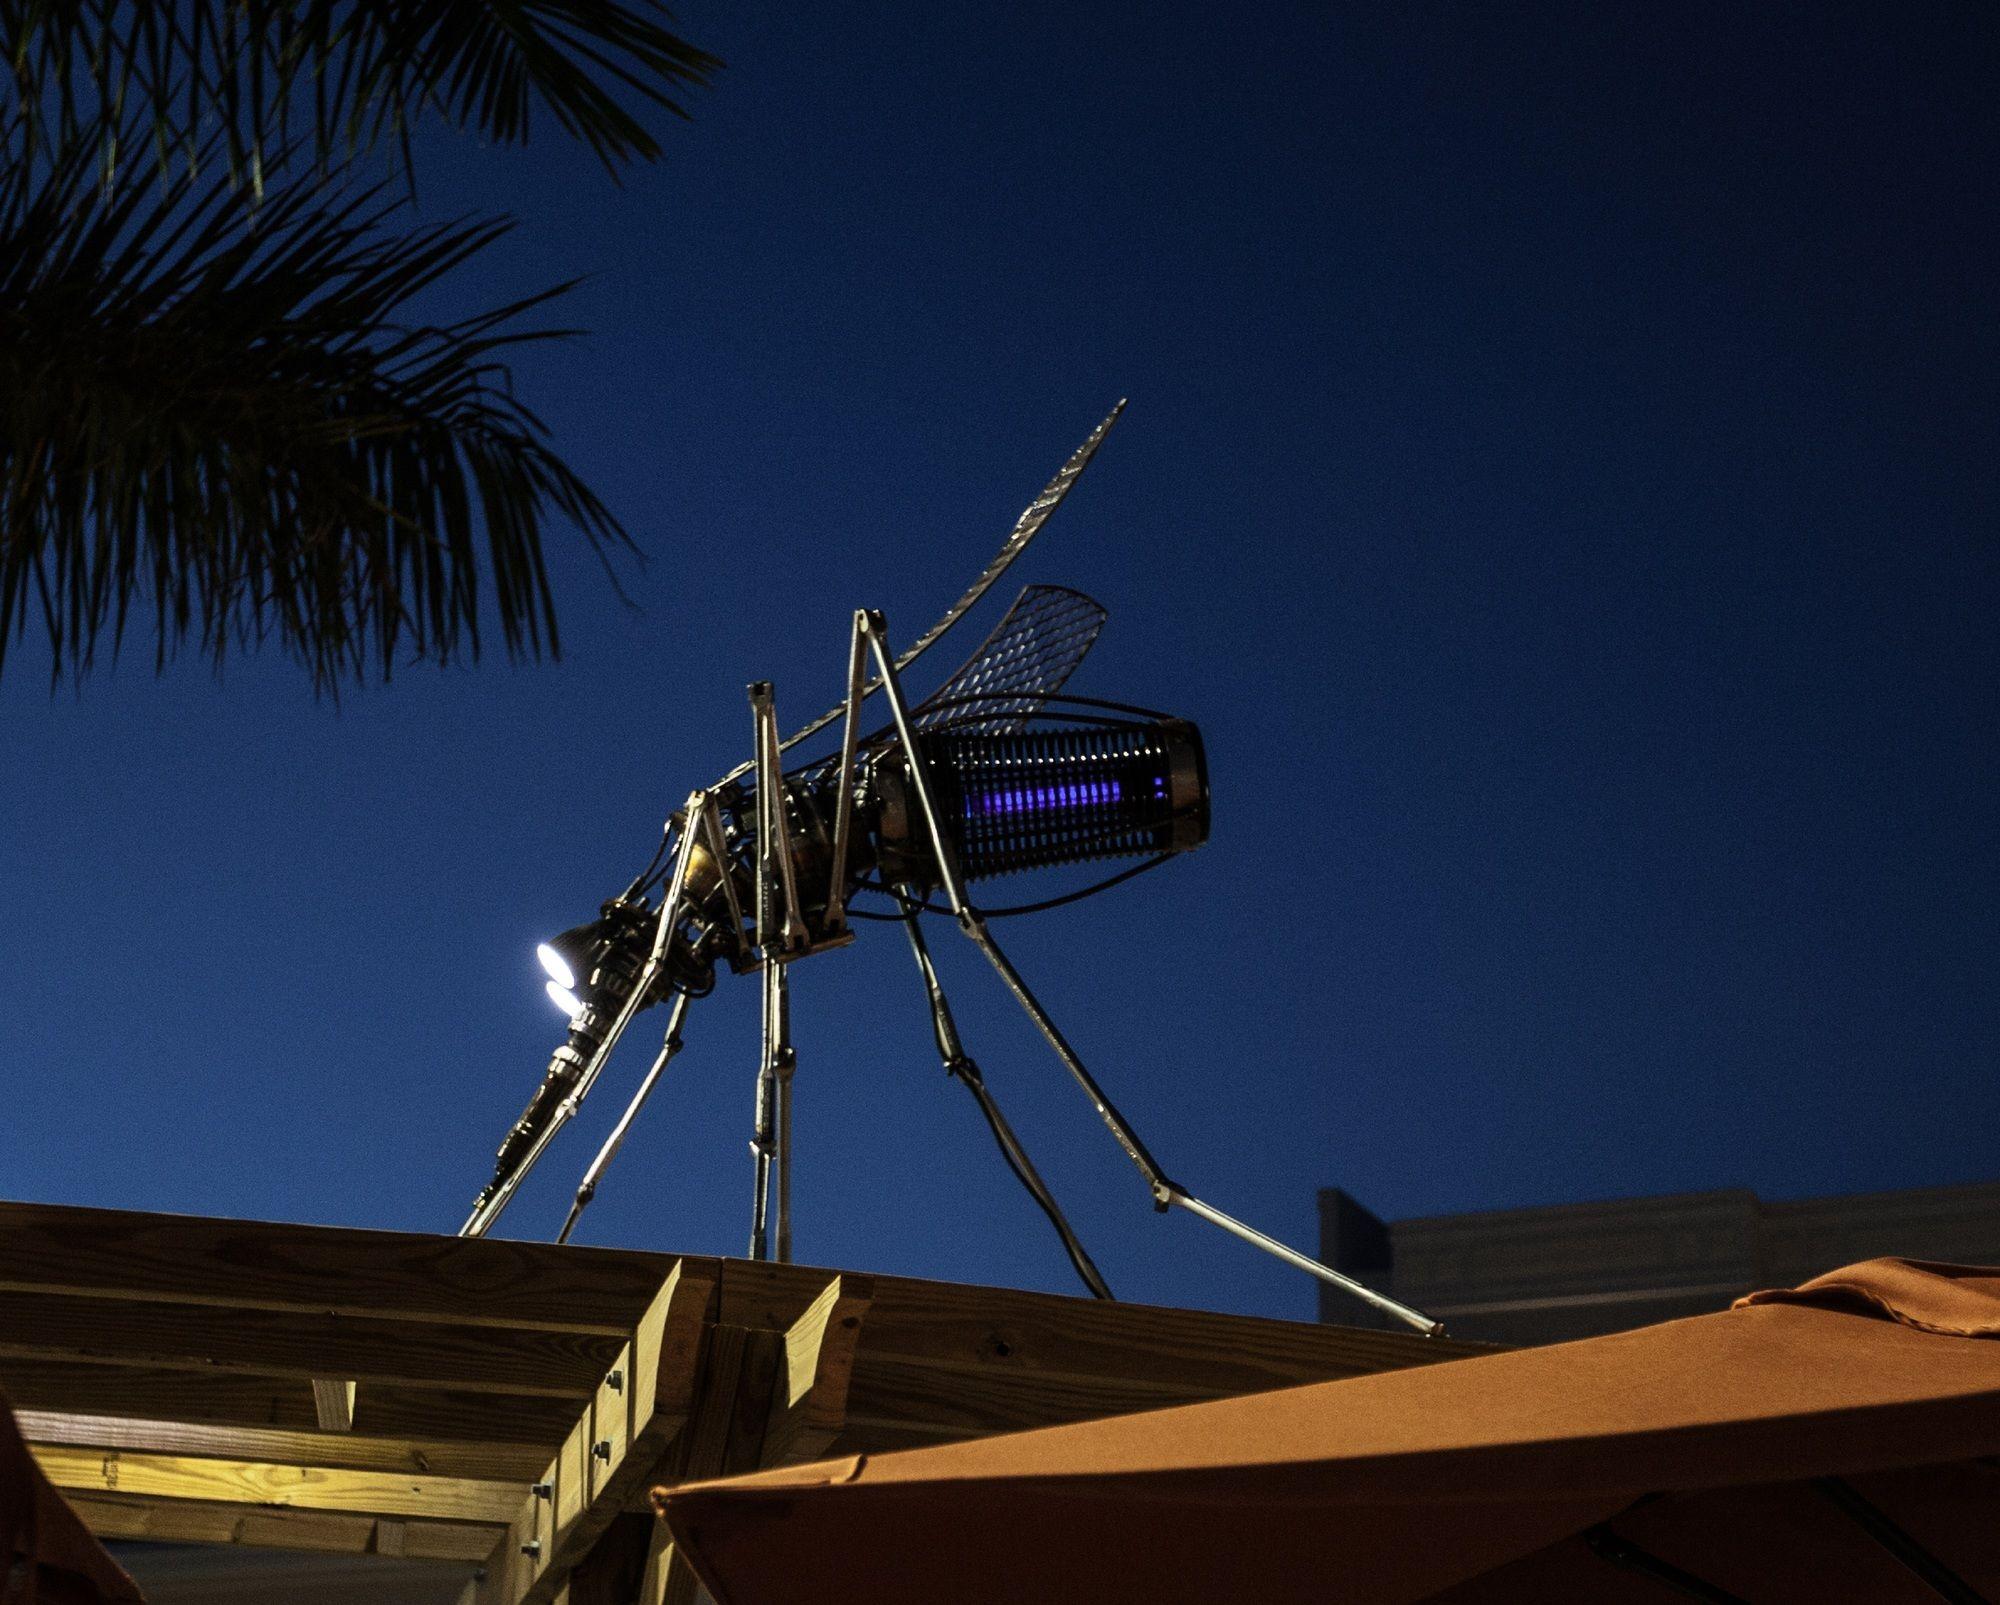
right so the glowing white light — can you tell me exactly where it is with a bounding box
[537,942,575,990]
[545,979,584,1020]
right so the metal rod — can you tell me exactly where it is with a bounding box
[746,686,802,1260]
[750,955,779,1260]
[775,970,795,1263]
[900,904,1113,1300]
[1168,1191,1441,1334]
[697,798,747,961]
[555,988,693,1245]
[821,612,870,933]
[749,690,771,952]
[853,615,1442,1334]
[858,611,1167,1188]
[461,795,705,1239]
[751,684,806,951]
[959,917,1177,1197]
[1584,1526,1751,1604]
[710,402,1126,792]
[968,916,1442,1333]
[1813,1478,1989,1604]
[859,612,971,916]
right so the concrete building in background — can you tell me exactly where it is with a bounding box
[1318,1179,2000,1346]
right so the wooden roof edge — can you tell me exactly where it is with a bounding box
[0,1197,1487,1370]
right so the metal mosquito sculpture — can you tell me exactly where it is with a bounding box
[458,402,1441,1335]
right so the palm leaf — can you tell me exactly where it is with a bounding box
[1,0,720,182]
[0,133,633,689]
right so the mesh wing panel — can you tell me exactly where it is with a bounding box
[914,584,1109,734]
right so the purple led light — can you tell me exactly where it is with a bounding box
[967,777,1124,817]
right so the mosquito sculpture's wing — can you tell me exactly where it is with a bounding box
[713,400,1125,787]
[913,584,1108,734]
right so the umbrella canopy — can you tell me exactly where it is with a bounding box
[1,1388,144,1604]
[656,1259,2000,1604]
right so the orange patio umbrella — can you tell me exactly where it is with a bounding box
[656,1259,2000,1603]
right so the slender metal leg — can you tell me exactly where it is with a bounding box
[821,612,870,935]
[900,904,1113,1300]
[749,957,797,1261]
[774,970,795,1263]
[747,682,804,1261]
[461,791,707,1240]
[750,956,780,1260]
[555,988,693,1245]
[857,612,1444,1336]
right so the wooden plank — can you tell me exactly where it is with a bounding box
[553,1420,590,1557]
[0,1359,583,1444]
[0,1360,317,1430]
[762,1274,872,1467]
[0,1199,691,1334]
[32,1443,525,1523]
[636,1519,694,1605]
[565,1512,655,1605]
[872,1281,1488,1388]
[312,1378,357,1431]
[718,1329,779,1477]
[587,1340,634,1508]
[0,1288,621,1395]
[512,1263,719,1605]
[628,1262,718,1460]
[841,1350,1285,1441]
[15,1409,548,1482]
[67,1489,499,1562]
[717,1257,1483,1390]
[622,1323,751,1605]
[476,1505,540,1605]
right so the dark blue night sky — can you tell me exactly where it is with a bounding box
[2,3,1994,1323]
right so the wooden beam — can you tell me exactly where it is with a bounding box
[15,1408,548,1482]
[762,1274,872,1467]
[0,1359,584,1444]
[483,1260,720,1605]
[0,1199,689,1334]
[840,1349,1265,1440]
[629,1324,767,1605]
[635,1520,693,1605]
[0,1288,621,1395]
[564,1512,655,1605]
[312,1379,357,1432]
[32,1442,525,1524]
[66,1488,500,1563]
[625,1281,850,1605]
[715,1255,1485,1391]
[485,1279,785,1605]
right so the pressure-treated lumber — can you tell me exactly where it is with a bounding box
[0,1288,621,1395]
[483,1260,721,1605]
[31,1442,524,1523]
[65,1489,501,1562]
[311,1378,357,1431]
[763,1273,873,1467]
[0,1197,1489,1605]
[0,1358,584,1444]
[716,1254,1458,1390]
[0,1200,666,1332]
[13,1408,549,1482]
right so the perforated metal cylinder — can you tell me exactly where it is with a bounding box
[910,717,1209,881]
